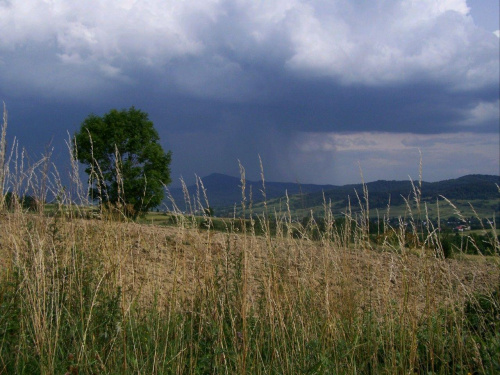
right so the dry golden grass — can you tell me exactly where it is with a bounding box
[1,209,498,373]
[1,193,499,374]
[103,222,500,317]
[2,213,496,318]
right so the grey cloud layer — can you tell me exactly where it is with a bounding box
[1,0,498,98]
[0,0,498,185]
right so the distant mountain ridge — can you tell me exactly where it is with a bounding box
[166,173,499,214]
[166,173,335,210]
[306,174,500,212]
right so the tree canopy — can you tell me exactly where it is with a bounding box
[74,107,171,217]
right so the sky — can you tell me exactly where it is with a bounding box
[0,0,499,187]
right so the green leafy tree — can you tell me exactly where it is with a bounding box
[74,107,172,217]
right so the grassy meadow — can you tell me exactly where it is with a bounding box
[0,108,499,374]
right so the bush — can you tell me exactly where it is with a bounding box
[440,235,454,258]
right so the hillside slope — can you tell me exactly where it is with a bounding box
[166,174,499,216]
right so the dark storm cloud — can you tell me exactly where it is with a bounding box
[0,0,498,184]
[144,77,497,135]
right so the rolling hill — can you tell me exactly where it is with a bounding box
[166,174,499,218]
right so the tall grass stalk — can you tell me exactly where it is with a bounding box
[0,103,7,209]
